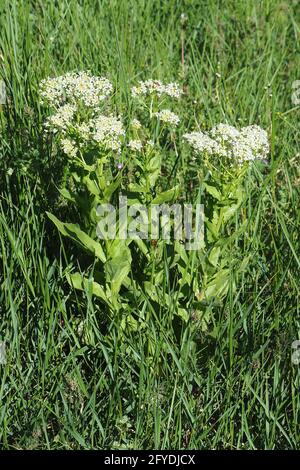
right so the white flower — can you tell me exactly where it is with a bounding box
[131,79,182,99]
[154,109,180,126]
[229,125,269,163]
[164,82,183,99]
[61,138,77,157]
[210,123,240,143]
[131,118,142,130]
[183,131,225,155]
[40,76,65,106]
[209,123,240,155]
[68,72,113,107]
[180,13,188,24]
[46,104,76,132]
[131,79,163,98]
[183,124,269,165]
[90,114,125,151]
[76,122,91,140]
[236,125,269,161]
[128,139,143,151]
[40,71,113,107]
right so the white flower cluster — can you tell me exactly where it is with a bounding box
[40,72,126,155]
[61,138,77,158]
[154,109,180,127]
[183,131,225,156]
[131,118,142,130]
[131,79,182,99]
[75,122,90,140]
[40,71,113,107]
[46,104,76,132]
[128,139,143,151]
[183,123,269,164]
[91,114,125,152]
[41,72,183,160]
[233,125,269,163]
[210,123,240,143]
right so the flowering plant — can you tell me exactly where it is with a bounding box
[40,71,269,330]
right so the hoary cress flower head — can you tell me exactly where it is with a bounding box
[154,109,180,127]
[40,72,269,170]
[183,123,269,165]
[131,79,182,99]
[40,71,113,108]
[40,72,125,156]
[40,73,184,160]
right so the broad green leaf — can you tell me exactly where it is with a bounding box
[204,183,222,200]
[105,240,132,295]
[83,175,100,196]
[147,152,161,187]
[104,177,122,200]
[221,204,240,223]
[47,212,106,262]
[121,314,140,331]
[73,156,96,172]
[131,238,150,259]
[128,184,148,193]
[152,185,180,204]
[59,187,76,203]
[204,269,230,301]
[176,308,189,322]
[66,272,108,303]
[208,246,221,267]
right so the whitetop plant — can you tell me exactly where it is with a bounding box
[41,72,184,163]
[40,72,269,174]
[91,114,125,152]
[154,109,180,127]
[131,79,182,99]
[46,103,77,133]
[128,139,143,151]
[182,131,226,156]
[40,71,113,108]
[131,118,142,130]
[61,138,77,158]
[40,71,270,318]
[183,123,269,165]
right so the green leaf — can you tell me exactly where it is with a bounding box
[208,246,221,267]
[177,308,189,322]
[73,156,96,172]
[204,183,222,200]
[152,185,180,204]
[59,187,76,203]
[83,175,100,196]
[131,238,150,259]
[125,191,144,205]
[66,272,108,303]
[104,177,122,200]
[47,212,106,262]
[105,240,132,295]
[121,314,140,331]
[147,152,161,187]
[220,204,239,223]
[204,269,230,301]
[128,184,148,193]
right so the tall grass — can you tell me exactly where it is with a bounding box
[0,0,300,449]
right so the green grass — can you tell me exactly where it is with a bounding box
[0,0,300,449]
